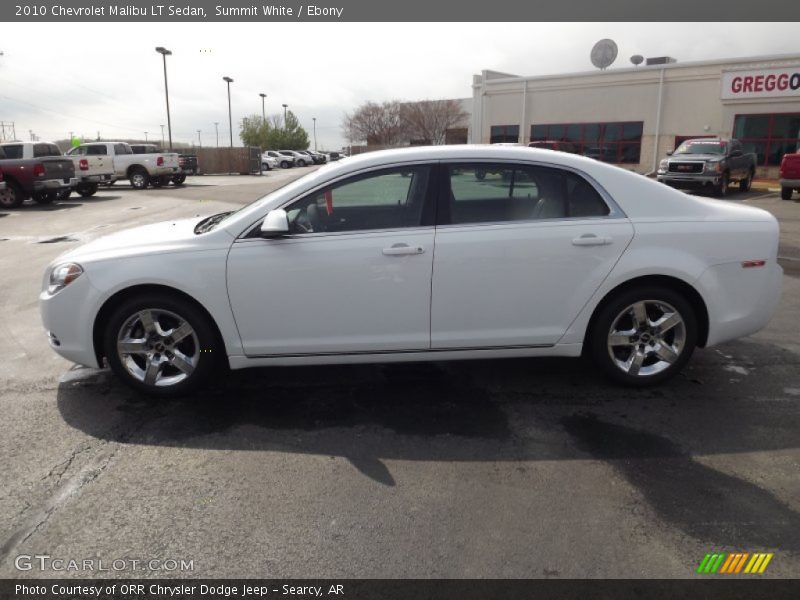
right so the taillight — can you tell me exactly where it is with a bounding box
[742,260,766,268]
[79,159,89,171]
[157,156,164,166]
[33,163,45,177]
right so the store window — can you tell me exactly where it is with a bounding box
[530,121,643,163]
[490,125,519,144]
[733,113,800,166]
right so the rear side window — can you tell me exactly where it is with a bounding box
[86,145,108,156]
[445,163,609,225]
[114,144,132,155]
[1,145,23,159]
[34,143,62,157]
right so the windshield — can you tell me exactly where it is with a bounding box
[674,141,726,155]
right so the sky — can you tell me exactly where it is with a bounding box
[0,22,797,151]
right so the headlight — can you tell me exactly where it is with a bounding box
[705,161,722,173]
[658,159,669,171]
[48,263,83,294]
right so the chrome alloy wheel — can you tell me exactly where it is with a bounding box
[606,300,686,377]
[116,308,199,387]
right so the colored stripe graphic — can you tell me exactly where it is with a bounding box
[701,552,774,574]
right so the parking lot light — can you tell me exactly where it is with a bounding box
[223,77,234,148]
[155,47,173,151]
[259,93,267,123]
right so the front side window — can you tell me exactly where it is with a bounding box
[86,145,108,156]
[445,164,609,225]
[284,166,432,234]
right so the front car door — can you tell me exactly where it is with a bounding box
[226,164,437,356]
[431,162,634,348]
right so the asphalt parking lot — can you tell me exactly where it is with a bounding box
[0,170,798,578]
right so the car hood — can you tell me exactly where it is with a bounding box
[670,154,723,161]
[55,217,233,264]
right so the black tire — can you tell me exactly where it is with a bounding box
[280,160,290,169]
[0,181,24,208]
[32,191,57,205]
[261,162,271,171]
[781,187,793,200]
[172,173,186,186]
[103,293,222,397]
[77,183,98,197]
[714,172,729,197]
[589,286,698,387]
[739,170,753,192]
[297,159,306,167]
[129,168,149,190]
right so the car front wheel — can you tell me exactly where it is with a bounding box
[590,287,697,386]
[104,294,221,397]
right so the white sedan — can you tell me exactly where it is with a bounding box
[40,146,782,396]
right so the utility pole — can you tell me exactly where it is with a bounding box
[155,47,173,150]
[312,117,317,151]
[144,131,148,142]
[29,129,34,141]
[197,129,202,147]
[214,122,219,147]
[160,124,165,146]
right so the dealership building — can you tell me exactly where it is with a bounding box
[469,53,800,177]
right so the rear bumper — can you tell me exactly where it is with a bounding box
[78,173,116,184]
[779,178,800,188]
[33,177,78,191]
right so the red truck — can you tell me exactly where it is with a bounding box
[0,144,76,208]
[780,152,800,200]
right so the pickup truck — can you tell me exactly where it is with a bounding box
[0,144,77,207]
[779,152,800,200]
[129,144,186,186]
[0,141,115,198]
[68,142,179,190]
[657,138,756,196]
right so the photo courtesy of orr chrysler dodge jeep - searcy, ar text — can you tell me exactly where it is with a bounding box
[40,146,782,396]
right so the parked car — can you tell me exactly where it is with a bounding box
[279,150,311,167]
[1,141,114,199]
[68,142,179,190]
[779,152,800,200]
[0,144,76,207]
[40,146,781,396]
[129,144,185,186]
[327,152,342,161]
[261,153,279,171]
[298,150,326,165]
[265,150,293,168]
[528,140,579,153]
[179,154,198,176]
[657,138,756,196]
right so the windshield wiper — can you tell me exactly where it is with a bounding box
[194,211,233,234]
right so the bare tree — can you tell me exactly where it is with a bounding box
[401,99,469,145]
[342,101,406,146]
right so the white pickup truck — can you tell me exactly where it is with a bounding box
[0,141,112,199]
[68,142,180,190]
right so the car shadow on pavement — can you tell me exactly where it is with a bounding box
[56,339,800,550]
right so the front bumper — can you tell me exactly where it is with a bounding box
[34,177,79,191]
[657,174,720,188]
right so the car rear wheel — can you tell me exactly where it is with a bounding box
[781,187,793,200]
[297,159,306,167]
[172,173,187,186]
[77,183,98,197]
[32,191,57,204]
[104,293,221,397]
[590,286,697,386]
[129,168,149,190]
[280,160,290,169]
[0,182,24,208]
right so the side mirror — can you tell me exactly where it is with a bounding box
[666,150,673,156]
[260,209,289,237]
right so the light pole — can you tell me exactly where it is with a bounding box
[282,103,288,123]
[160,124,165,146]
[197,129,201,147]
[214,122,219,147]
[155,47,173,150]
[144,131,148,142]
[223,76,234,148]
[259,93,267,123]
[312,117,317,151]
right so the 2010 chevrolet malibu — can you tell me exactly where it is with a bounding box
[40,146,782,396]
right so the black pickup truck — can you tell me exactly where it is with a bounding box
[657,138,757,196]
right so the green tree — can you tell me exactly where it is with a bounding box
[239,114,271,149]
[269,110,309,150]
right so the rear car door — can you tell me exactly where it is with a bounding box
[430,162,634,348]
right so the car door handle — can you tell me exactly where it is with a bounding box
[572,234,612,246]
[382,243,425,256]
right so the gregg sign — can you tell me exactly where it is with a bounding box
[722,66,800,100]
